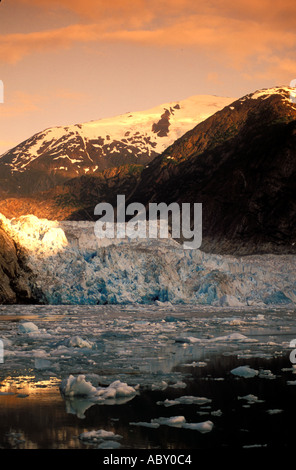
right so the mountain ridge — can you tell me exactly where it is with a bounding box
[127,86,296,254]
[0,94,233,197]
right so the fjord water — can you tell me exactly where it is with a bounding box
[0,305,296,449]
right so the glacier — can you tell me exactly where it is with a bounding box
[1,213,295,307]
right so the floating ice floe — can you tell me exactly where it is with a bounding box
[79,429,122,448]
[60,374,138,400]
[65,336,94,349]
[230,366,259,378]
[151,381,168,391]
[208,333,257,343]
[18,322,39,334]
[157,396,212,407]
[79,429,122,444]
[175,332,256,345]
[238,394,264,404]
[130,416,213,433]
[151,416,186,427]
[168,381,187,389]
[287,380,296,385]
[182,421,214,432]
[181,361,207,368]
[211,410,222,417]
[175,336,201,344]
[266,409,283,415]
[258,369,276,380]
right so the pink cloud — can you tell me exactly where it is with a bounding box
[2,0,296,86]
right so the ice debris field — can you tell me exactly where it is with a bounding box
[0,303,296,449]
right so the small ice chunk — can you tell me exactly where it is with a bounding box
[182,361,207,367]
[99,380,137,398]
[175,336,201,344]
[60,375,137,400]
[238,394,264,404]
[169,381,187,389]
[231,366,259,378]
[131,416,214,433]
[258,370,276,380]
[79,429,122,443]
[209,333,257,343]
[151,381,168,391]
[182,420,214,433]
[60,375,98,397]
[266,409,283,415]
[287,380,296,385]
[19,322,39,334]
[211,410,222,417]
[67,336,94,349]
[157,396,212,407]
[151,416,186,427]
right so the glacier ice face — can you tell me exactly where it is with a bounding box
[3,214,296,306]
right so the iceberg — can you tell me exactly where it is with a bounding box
[230,366,259,378]
[19,322,39,334]
[60,374,138,400]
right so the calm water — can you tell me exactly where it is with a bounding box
[0,305,295,450]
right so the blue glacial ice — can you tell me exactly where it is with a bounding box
[2,214,295,307]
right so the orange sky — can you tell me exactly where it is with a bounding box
[0,0,295,153]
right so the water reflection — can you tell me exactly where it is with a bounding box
[0,354,296,449]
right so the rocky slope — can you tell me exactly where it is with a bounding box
[0,214,45,304]
[0,95,232,206]
[128,87,296,255]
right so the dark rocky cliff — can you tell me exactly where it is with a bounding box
[128,87,296,255]
[0,219,45,304]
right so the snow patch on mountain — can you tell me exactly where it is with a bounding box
[250,86,296,107]
[0,95,234,175]
[2,214,296,307]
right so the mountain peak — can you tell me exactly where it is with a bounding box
[0,94,234,198]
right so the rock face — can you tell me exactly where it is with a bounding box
[0,216,45,304]
[128,87,296,255]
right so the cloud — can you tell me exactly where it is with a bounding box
[0,90,41,118]
[0,24,101,64]
[0,88,89,119]
[3,0,296,85]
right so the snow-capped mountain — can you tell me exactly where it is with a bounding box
[129,86,296,254]
[0,94,233,197]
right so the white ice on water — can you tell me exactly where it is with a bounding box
[60,374,138,400]
[131,416,214,433]
[230,366,259,378]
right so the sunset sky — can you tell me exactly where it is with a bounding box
[0,0,295,153]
